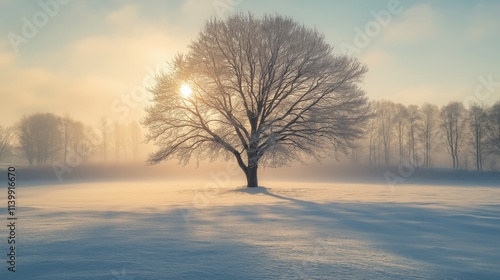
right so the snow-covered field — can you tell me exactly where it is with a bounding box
[2,179,500,279]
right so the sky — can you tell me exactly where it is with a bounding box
[1,0,499,127]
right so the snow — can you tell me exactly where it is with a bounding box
[2,179,500,279]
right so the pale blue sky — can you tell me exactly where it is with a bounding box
[1,0,499,125]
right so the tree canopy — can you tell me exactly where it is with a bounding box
[143,13,371,187]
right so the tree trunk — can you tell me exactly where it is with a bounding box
[246,165,258,188]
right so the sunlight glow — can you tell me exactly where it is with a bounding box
[180,84,193,98]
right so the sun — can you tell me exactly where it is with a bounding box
[180,84,193,98]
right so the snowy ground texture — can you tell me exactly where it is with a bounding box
[2,179,500,279]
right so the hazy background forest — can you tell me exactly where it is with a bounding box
[2,1,500,178]
[1,99,500,172]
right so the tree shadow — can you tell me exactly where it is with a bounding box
[16,186,500,280]
[227,185,500,279]
[230,185,312,204]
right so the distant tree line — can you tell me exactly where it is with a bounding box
[1,100,500,171]
[0,113,142,165]
[352,100,500,171]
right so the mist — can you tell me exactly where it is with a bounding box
[1,1,500,279]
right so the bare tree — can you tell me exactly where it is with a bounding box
[81,126,100,160]
[349,140,362,164]
[68,121,99,161]
[406,104,422,166]
[468,103,489,171]
[129,121,142,161]
[374,100,395,166]
[17,113,62,165]
[113,122,123,161]
[440,102,467,169]
[98,117,112,162]
[0,125,13,161]
[366,106,379,165]
[143,14,370,187]
[420,103,439,167]
[16,117,35,165]
[61,114,74,164]
[111,121,131,161]
[394,103,408,165]
[488,102,500,155]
